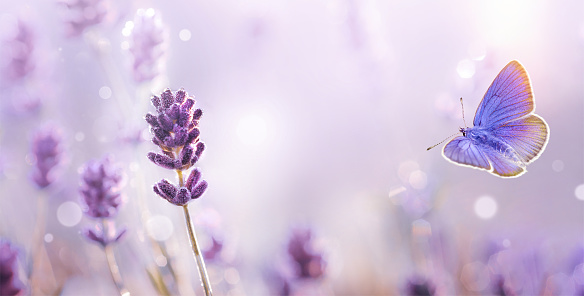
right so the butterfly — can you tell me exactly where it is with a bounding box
[428,60,550,178]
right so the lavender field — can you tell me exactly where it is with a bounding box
[1,1,583,295]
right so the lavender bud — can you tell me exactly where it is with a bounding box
[179,146,194,167]
[82,224,127,247]
[79,155,125,219]
[185,128,200,146]
[124,8,166,83]
[153,179,178,201]
[190,180,208,199]
[175,88,186,103]
[0,18,35,83]
[160,88,174,109]
[287,228,326,279]
[147,152,178,170]
[175,188,190,205]
[185,168,202,191]
[58,0,107,37]
[0,238,25,296]
[30,124,64,189]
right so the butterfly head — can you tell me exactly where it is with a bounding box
[459,127,467,137]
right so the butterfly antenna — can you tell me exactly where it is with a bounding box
[460,97,467,128]
[426,132,459,151]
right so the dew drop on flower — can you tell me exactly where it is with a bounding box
[474,195,497,220]
[57,201,82,227]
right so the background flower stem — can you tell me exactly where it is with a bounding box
[103,220,127,296]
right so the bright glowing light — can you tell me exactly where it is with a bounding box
[146,215,174,241]
[237,114,268,146]
[179,29,191,41]
[552,160,564,172]
[57,201,82,227]
[575,184,584,201]
[44,233,53,243]
[474,195,497,219]
[99,86,112,99]
[457,59,475,78]
[409,170,428,190]
[398,160,419,183]
[122,21,134,37]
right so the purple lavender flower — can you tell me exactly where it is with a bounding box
[146,88,208,205]
[0,238,25,296]
[123,8,166,83]
[202,236,223,262]
[287,228,326,279]
[0,18,35,83]
[79,155,127,246]
[29,125,64,189]
[57,0,107,37]
[79,155,125,218]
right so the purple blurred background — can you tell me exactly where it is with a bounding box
[0,0,583,295]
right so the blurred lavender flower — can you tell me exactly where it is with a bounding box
[29,125,64,189]
[405,276,436,296]
[202,236,223,262]
[0,18,35,82]
[287,228,326,279]
[57,0,107,37]
[0,16,42,114]
[146,88,208,206]
[123,8,166,83]
[0,238,25,296]
[79,155,126,246]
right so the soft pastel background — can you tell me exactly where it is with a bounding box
[0,0,583,295]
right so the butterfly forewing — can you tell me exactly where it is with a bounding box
[473,61,534,128]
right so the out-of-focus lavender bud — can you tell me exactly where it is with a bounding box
[287,228,326,279]
[79,155,125,219]
[122,8,166,83]
[29,124,64,189]
[0,238,25,296]
[203,237,223,262]
[82,223,127,247]
[405,276,436,296]
[57,0,107,37]
[0,17,35,83]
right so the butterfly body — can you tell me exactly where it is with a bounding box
[439,60,549,178]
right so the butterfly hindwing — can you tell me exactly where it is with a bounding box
[442,137,491,171]
[483,148,527,177]
[473,60,534,128]
[492,114,549,164]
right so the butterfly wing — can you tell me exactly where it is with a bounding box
[442,136,491,171]
[473,60,534,128]
[484,148,527,177]
[492,114,549,164]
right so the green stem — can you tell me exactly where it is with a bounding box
[177,169,213,296]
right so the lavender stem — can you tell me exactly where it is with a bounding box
[177,170,212,296]
[103,220,127,296]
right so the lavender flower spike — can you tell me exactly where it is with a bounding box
[0,238,25,296]
[57,0,107,37]
[79,155,125,219]
[30,124,64,189]
[123,8,167,83]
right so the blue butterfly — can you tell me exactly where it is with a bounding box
[430,60,550,178]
